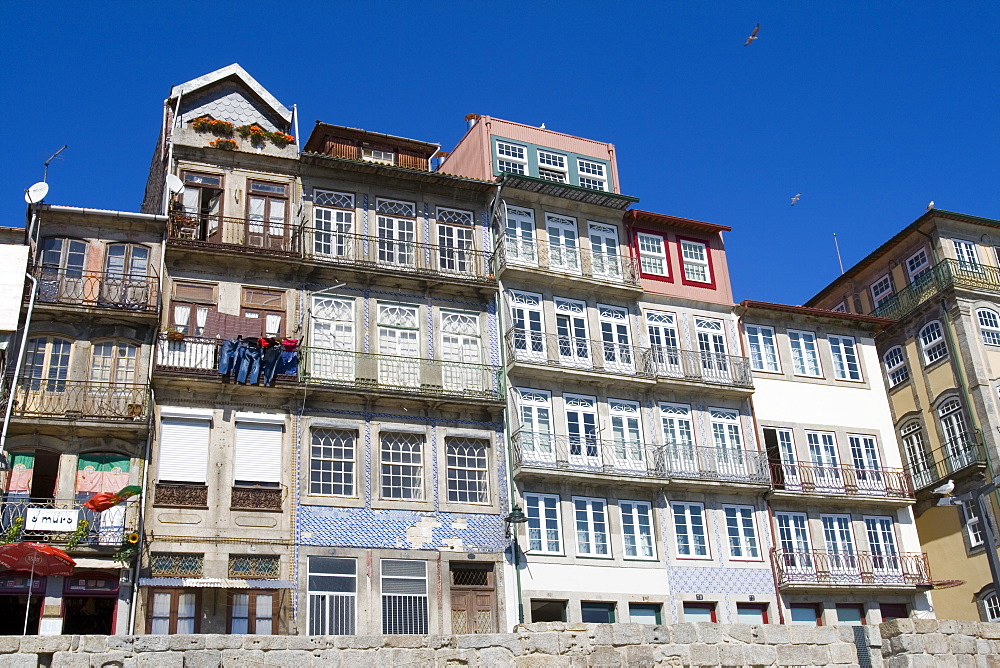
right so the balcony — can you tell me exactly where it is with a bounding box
[168,212,302,257]
[871,259,1000,320]
[771,462,913,501]
[512,432,770,485]
[496,237,641,291]
[9,379,149,422]
[772,549,932,590]
[30,267,159,313]
[231,486,282,511]
[906,433,988,492]
[505,330,654,382]
[154,483,208,508]
[0,497,139,549]
[650,347,753,390]
[300,347,503,403]
[304,228,497,286]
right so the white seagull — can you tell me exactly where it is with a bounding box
[927,201,935,211]
[931,479,955,496]
[791,193,801,206]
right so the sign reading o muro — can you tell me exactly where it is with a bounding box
[25,508,80,532]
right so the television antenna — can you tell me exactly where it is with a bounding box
[42,145,67,183]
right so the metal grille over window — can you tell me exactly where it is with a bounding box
[437,207,474,226]
[381,559,428,635]
[446,438,489,503]
[452,568,489,587]
[314,190,354,209]
[229,555,280,578]
[381,433,424,500]
[308,557,357,636]
[376,198,416,218]
[151,553,204,577]
[311,429,355,496]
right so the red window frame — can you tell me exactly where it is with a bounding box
[676,235,717,289]
[631,228,673,282]
[146,588,202,634]
[836,603,866,625]
[682,601,717,622]
[736,602,769,624]
[790,602,823,626]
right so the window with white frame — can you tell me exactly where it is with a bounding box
[978,309,1000,346]
[446,438,489,504]
[362,148,394,165]
[525,492,561,553]
[496,141,527,175]
[906,248,931,283]
[919,321,948,364]
[310,429,355,496]
[380,432,424,500]
[573,497,610,557]
[546,213,580,272]
[576,159,608,191]
[437,208,475,274]
[313,190,355,258]
[953,239,980,271]
[984,593,1000,622]
[672,501,709,558]
[378,304,420,386]
[537,150,567,182]
[962,500,985,548]
[647,311,680,374]
[680,239,711,283]
[870,275,894,308]
[829,334,862,381]
[938,399,970,459]
[89,340,137,384]
[900,422,931,489]
[745,324,780,372]
[504,205,536,265]
[308,556,357,635]
[724,505,760,560]
[788,330,822,376]
[659,402,694,447]
[636,232,668,276]
[376,199,416,267]
[883,346,910,387]
[620,501,655,559]
[380,560,428,634]
[832,301,847,312]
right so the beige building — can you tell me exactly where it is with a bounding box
[807,209,1000,621]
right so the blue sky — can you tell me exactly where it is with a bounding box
[2,2,997,304]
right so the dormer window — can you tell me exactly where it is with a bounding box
[496,141,527,175]
[537,151,567,183]
[363,148,395,165]
[577,159,608,191]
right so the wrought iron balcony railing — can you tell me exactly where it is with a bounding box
[770,462,913,499]
[905,432,987,491]
[504,329,654,379]
[772,549,932,588]
[300,347,503,402]
[304,228,497,284]
[871,259,1000,320]
[0,496,139,548]
[30,267,159,312]
[512,432,771,484]
[496,237,641,287]
[10,379,149,421]
[650,347,754,389]
[168,213,303,256]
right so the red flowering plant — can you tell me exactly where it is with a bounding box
[209,138,238,151]
[191,116,234,135]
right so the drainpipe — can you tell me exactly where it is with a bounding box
[0,271,37,465]
[292,104,301,156]
[129,387,155,634]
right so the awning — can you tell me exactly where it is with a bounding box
[139,577,293,589]
[73,558,125,570]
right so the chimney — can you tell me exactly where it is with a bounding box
[464,114,479,130]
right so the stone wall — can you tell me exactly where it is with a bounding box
[0,620,997,667]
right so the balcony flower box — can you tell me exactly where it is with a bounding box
[209,138,238,151]
[191,117,234,135]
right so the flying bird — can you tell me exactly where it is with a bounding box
[932,479,955,496]
[927,201,935,211]
[745,24,760,46]
[791,193,801,206]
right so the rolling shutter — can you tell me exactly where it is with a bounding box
[158,417,210,483]
[234,420,283,484]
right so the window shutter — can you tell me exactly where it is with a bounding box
[234,421,283,484]
[158,418,210,483]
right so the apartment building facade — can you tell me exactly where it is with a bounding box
[806,209,1000,621]
[741,301,933,625]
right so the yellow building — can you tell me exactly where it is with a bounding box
[807,209,1000,621]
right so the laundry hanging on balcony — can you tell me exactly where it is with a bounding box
[217,336,298,386]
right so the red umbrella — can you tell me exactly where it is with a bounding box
[0,543,75,634]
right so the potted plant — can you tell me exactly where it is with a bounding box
[236,124,269,145]
[191,117,234,135]
[165,327,185,341]
[209,138,238,151]
[269,131,295,147]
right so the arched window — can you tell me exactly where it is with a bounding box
[899,422,930,489]
[937,399,972,467]
[23,336,72,390]
[919,321,948,365]
[977,308,1000,346]
[90,341,138,384]
[883,346,909,387]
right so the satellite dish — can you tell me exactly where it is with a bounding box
[166,174,184,194]
[24,182,49,204]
